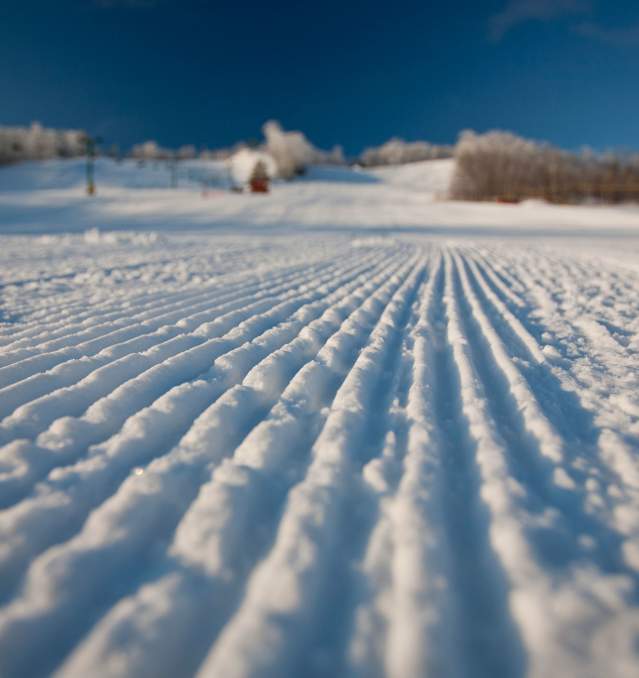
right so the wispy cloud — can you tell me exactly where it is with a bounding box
[574,21,639,48]
[488,0,592,41]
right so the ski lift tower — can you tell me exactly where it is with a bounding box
[85,134,102,196]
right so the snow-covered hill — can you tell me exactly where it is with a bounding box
[368,157,455,195]
[1,157,638,235]
[0,159,638,677]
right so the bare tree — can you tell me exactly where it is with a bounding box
[450,130,639,204]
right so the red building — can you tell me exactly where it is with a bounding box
[249,160,270,193]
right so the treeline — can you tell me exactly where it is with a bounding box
[130,141,199,161]
[130,121,345,179]
[450,130,639,204]
[4,122,639,203]
[0,120,346,181]
[130,130,453,171]
[0,122,86,165]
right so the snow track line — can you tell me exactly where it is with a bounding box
[463,251,634,484]
[0,256,421,678]
[0,268,221,347]
[0,240,336,350]
[0,249,386,419]
[399,253,523,678]
[462,253,546,365]
[496,251,639,576]
[446,251,639,678]
[53,257,424,678]
[0,244,356,358]
[0,243,282,306]
[466,247,527,309]
[0,249,208,291]
[192,261,426,678]
[347,255,465,678]
[478,247,531,301]
[294,263,429,677]
[0,266,213,343]
[0,259,393,516]
[0,249,356,378]
[442,251,539,677]
[0,252,396,460]
[3,251,404,516]
[0,252,411,609]
[455,253,627,570]
[461,252,615,473]
[0,250,384,437]
[1,231,638,677]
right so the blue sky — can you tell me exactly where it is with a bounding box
[1,0,638,154]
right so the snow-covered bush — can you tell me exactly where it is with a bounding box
[450,130,639,204]
[0,122,86,165]
[359,137,453,167]
[262,120,344,179]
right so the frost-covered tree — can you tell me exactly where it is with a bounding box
[0,122,86,165]
[130,140,172,161]
[262,120,344,179]
[262,121,316,179]
[177,145,197,160]
[359,138,453,166]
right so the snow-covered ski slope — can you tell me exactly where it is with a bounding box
[2,157,639,234]
[1,159,639,678]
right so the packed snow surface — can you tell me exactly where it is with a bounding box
[0,159,639,678]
